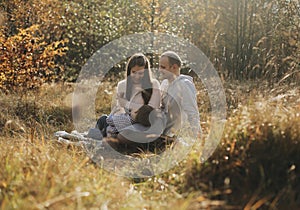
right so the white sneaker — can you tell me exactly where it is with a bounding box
[54,131,85,141]
[57,137,87,146]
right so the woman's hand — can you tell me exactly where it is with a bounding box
[118,97,129,108]
[117,92,128,108]
[118,97,131,113]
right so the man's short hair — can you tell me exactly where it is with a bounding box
[161,51,182,67]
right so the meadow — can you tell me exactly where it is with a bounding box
[1,0,299,209]
[0,80,299,210]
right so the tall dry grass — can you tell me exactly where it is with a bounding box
[0,82,196,209]
[0,81,299,209]
[184,82,300,209]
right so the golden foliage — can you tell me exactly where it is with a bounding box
[0,25,68,92]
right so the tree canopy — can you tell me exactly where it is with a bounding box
[0,0,299,91]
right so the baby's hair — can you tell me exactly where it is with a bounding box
[135,105,154,126]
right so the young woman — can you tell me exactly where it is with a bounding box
[96,53,160,137]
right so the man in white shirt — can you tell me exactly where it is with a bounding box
[159,51,201,140]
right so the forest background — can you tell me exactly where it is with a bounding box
[0,0,299,209]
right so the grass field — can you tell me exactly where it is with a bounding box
[0,81,299,209]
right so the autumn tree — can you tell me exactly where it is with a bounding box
[1,0,298,83]
[0,0,68,92]
[186,0,299,82]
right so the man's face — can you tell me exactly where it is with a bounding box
[159,56,175,80]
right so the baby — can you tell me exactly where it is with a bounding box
[106,104,154,136]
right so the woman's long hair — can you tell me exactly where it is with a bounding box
[125,53,153,105]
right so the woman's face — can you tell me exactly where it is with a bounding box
[130,65,145,84]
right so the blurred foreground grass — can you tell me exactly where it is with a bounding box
[0,81,299,209]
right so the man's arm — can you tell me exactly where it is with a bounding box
[181,80,202,138]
